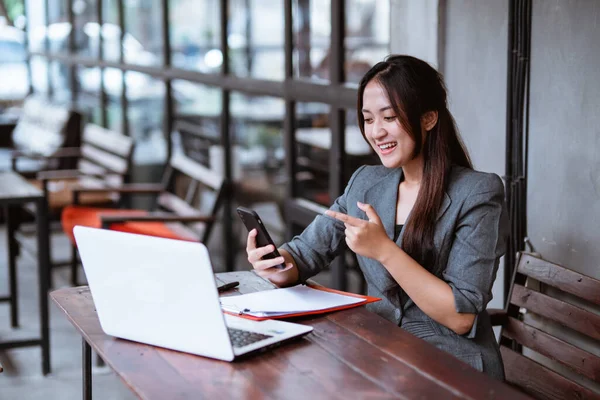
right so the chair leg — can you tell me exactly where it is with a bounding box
[70,245,79,286]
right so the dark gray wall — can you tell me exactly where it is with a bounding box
[442,0,508,175]
[527,0,600,279]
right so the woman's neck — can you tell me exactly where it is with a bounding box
[401,156,424,186]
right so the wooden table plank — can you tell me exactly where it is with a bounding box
[328,309,530,399]
[50,273,531,399]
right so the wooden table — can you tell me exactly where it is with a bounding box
[0,171,51,375]
[50,271,530,400]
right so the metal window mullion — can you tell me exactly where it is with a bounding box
[220,0,234,272]
[45,0,53,98]
[284,0,297,219]
[329,0,347,290]
[67,0,77,105]
[97,0,107,127]
[162,0,173,161]
[117,0,129,137]
[23,1,33,95]
[329,0,345,198]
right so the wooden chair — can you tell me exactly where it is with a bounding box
[61,151,226,285]
[490,252,600,399]
[11,124,135,285]
[3,95,82,176]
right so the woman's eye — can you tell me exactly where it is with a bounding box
[364,118,373,124]
[384,116,397,121]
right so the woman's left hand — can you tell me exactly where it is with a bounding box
[325,202,394,262]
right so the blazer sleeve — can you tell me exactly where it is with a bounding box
[280,166,365,283]
[442,173,509,338]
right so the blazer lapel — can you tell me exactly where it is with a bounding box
[437,192,452,222]
[360,168,403,240]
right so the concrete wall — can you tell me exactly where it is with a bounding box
[442,0,508,308]
[391,0,509,308]
[527,0,600,278]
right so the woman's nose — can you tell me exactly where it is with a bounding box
[371,124,387,139]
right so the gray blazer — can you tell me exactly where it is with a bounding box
[281,165,509,380]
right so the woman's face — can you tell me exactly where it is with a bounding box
[362,80,417,169]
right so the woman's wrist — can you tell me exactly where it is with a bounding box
[377,239,403,266]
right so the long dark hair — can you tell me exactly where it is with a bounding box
[357,55,472,268]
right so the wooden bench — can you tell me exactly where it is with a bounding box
[1,95,81,176]
[11,123,135,286]
[62,151,225,285]
[491,252,600,399]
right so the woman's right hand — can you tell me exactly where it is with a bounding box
[246,229,297,286]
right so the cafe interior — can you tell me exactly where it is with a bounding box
[0,0,599,399]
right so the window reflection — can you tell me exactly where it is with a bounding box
[345,0,390,84]
[50,61,71,103]
[172,80,222,167]
[75,65,102,124]
[229,0,284,80]
[293,0,330,82]
[0,23,28,101]
[231,93,285,240]
[169,0,221,72]
[37,0,69,53]
[343,109,378,182]
[124,0,163,66]
[104,68,123,131]
[295,102,331,205]
[30,56,49,95]
[72,0,97,57]
[102,0,120,61]
[126,72,166,164]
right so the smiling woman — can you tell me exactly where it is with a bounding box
[244,55,509,381]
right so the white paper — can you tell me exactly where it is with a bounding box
[220,285,365,317]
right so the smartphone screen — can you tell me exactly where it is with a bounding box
[236,207,286,269]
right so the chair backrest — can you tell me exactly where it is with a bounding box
[500,252,600,400]
[77,123,135,186]
[157,151,225,243]
[12,95,81,168]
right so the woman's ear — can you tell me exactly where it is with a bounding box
[421,111,438,131]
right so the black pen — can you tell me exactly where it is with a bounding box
[217,281,240,292]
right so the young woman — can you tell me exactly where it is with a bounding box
[245,55,508,380]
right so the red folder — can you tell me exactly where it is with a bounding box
[222,282,381,321]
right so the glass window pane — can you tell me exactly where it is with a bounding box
[75,65,101,124]
[231,93,285,240]
[345,0,390,84]
[169,0,221,72]
[124,0,163,66]
[343,109,378,182]
[26,0,46,52]
[45,0,69,53]
[229,0,284,80]
[172,80,222,166]
[126,72,166,165]
[293,0,330,82]
[72,0,98,57]
[295,102,331,205]
[102,0,120,62]
[30,56,49,94]
[104,68,123,131]
[0,23,28,101]
[51,61,71,103]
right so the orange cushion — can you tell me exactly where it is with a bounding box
[61,206,198,244]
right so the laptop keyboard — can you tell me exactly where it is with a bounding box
[227,327,273,348]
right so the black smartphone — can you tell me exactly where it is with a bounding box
[236,206,286,269]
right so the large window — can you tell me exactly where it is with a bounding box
[23,0,391,288]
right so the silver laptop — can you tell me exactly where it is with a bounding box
[72,225,313,361]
